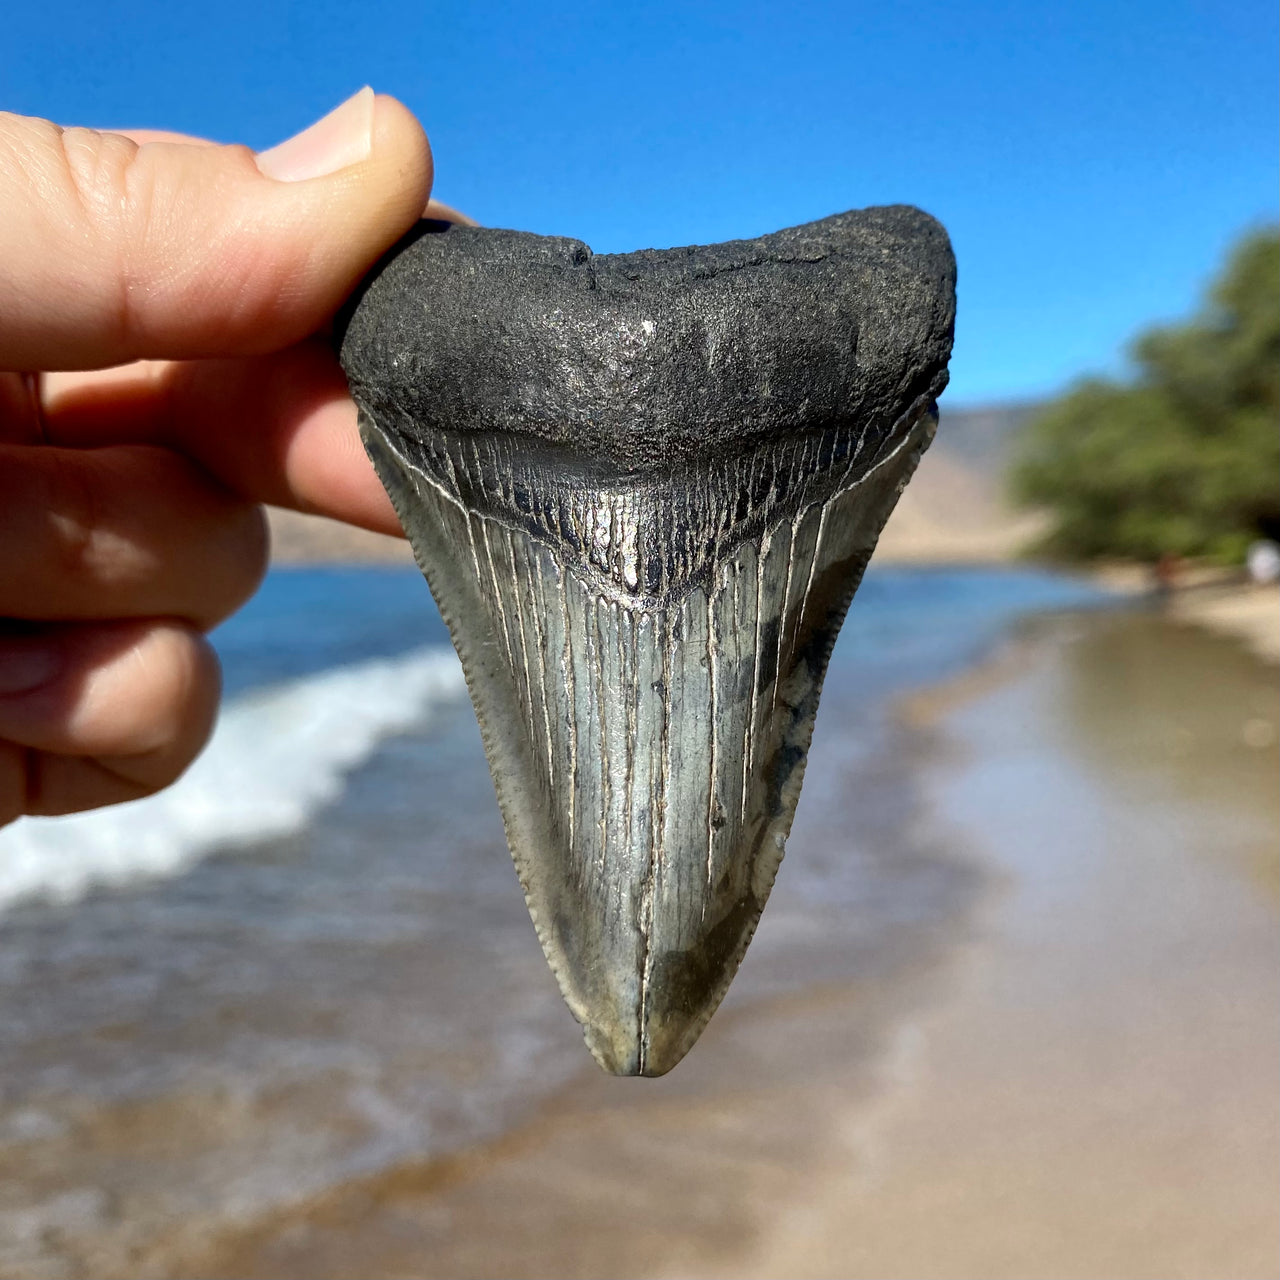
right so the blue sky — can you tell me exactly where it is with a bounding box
[4,0,1276,404]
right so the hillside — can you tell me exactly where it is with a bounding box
[875,401,1046,562]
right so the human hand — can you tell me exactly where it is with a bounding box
[0,89,435,826]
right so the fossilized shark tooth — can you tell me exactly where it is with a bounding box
[337,207,956,1076]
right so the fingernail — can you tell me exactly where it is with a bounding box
[256,87,376,182]
[0,637,61,697]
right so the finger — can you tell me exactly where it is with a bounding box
[161,344,401,530]
[0,619,220,821]
[0,443,269,625]
[425,198,476,226]
[0,371,44,444]
[0,89,432,369]
[40,342,403,534]
[114,129,215,146]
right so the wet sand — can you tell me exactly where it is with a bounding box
[169,610,1279,1280]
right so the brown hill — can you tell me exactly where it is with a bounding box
[876,401,1047,563]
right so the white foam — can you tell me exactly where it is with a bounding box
[0,647,466,913]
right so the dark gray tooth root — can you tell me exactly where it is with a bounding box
[337,206,956,1076]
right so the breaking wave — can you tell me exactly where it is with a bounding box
[0,647,466,913]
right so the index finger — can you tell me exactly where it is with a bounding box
[40,339,401,534]
[36,199,476,532]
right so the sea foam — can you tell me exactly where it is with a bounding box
[0,647,466,913]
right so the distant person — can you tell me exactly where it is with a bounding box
[0,92,437,828]
[1153,551,1182,597]
[1246,539,1280,586]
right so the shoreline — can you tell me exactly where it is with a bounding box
[165,599,1277,1280]
[1167,579,1279,664]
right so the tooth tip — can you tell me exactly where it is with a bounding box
[580,1010,700,1078]
[564,891,769,1077]
[583,1027,646,1077]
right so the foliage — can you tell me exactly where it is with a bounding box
[1010,228,1280,563]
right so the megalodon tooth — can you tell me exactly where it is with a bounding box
[336,206,956,1075]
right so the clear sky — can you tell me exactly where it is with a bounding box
[4,0,1276,405]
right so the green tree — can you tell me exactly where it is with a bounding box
[1011,228,1280,563]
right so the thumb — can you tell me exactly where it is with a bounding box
[0,89,432,370]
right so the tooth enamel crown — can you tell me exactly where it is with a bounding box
[339,207,956,1075]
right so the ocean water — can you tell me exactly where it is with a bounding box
[0,564,1108,1273]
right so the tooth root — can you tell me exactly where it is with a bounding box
[360,408,935,1075]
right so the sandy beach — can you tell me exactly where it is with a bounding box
[1168,581,1280,665]
[152,606,1278,1280]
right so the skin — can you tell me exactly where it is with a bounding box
[0,89,454,826]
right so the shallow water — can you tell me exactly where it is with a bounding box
[0,565,1108,1277]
